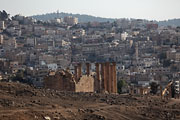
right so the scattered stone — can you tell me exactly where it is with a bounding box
[44,116,51,120]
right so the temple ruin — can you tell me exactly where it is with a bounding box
[44,62,117,93]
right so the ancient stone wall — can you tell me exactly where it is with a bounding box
[75,75,94,92]
[43,70,75,91]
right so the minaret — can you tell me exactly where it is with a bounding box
[0,35,3,44]
[34,37,37,46]
[135,42,139,61]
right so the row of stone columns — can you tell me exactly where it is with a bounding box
[95,62,117,93]
[74,62,117,93]
[100,62,117,93]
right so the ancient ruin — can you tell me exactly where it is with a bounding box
[43,62,117,93]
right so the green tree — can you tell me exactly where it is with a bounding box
[159,53,166,60]
[150,82,159,94]
[12,70,24,82]
[163,59,171,67]
[117,80,127,94]
[0,10,9,20]
[172,66,178,72]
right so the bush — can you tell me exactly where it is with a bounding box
[117,80,127,94]
[150,82,159,94]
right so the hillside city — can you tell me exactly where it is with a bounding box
[0,10,180,94]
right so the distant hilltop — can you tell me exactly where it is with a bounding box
[158,19,180,27]
[31,12,115,23]
[31,12,180,27]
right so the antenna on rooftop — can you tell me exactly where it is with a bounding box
[57,10,59,14]
[57,10,60,18]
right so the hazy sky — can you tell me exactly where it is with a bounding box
[0,0,180,21]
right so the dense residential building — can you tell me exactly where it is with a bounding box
[0,11,179,96]
[64,16,78,25]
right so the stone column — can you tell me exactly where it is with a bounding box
[96,63,100,92]
[105,62,110,93]
[86,63,90,76]
[113,62,117,93]
[110,64,114,93]
[101,63,105,92]
[96,63,100,81]
[104,63,108,92]
[74,66,78,82]
[77,63,82,80]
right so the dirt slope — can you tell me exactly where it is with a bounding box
[0,82,180,120]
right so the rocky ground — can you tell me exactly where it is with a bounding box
[0,82,180,120]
